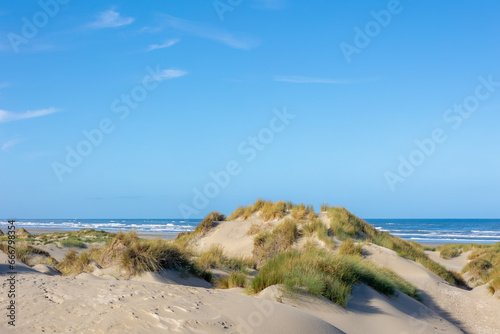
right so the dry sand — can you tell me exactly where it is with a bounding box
[1,252,341,334]
[425,250,471,273]
[256,284,462,334]
[365,243,500,334]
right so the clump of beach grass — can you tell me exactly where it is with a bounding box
[247,223,262,236]
[228,205,255,220]
[291,203,316,221]
[197,244,254,271]
[339,239,363,256]
[249,247,420,307]
[172,211,226,250]
[438,243,476,259]
[56,232,211,281]
[0,242,57,266]
[320,203,330,212]
[228,206,245,220]
[301,219,335,249]
[252,198,265,211]
[194,211,226,235]
[252,219,298,266]
[229,199,319,222]
[260,200,287,221]
[60,237,86,248]
[488,277,500,295]
[56,250,96,275]
[216,271,248,289]
[327,206,465,286]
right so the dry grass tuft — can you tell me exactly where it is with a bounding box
[339,239,363,256]
[250,247,420,307]
[56,232,211,281]
[56,250,95,275]
[247,223,262,236]
[228,205,255,220]
[260,200,287,221]
[0,242,57,266]
[320,203,330,212]
[228,206,244,220]
[301,219,335,249]
[252,219,298,266]
[197,244,254,271]
[216,271,247,289]
[194,211,226,235]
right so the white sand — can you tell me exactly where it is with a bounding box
[425,250,471,272]
[365,243,500,334]
[0,252,341,333]
[193,215,271,258]
[256,284,462,334]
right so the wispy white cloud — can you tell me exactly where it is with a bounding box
[159,14,259,50]
[274,75,371,84]
[147,38,180,52]
[0,107,60,123]
[88,9,134,29]
[149,69,188,82]
[2,138,22,152]
[251,0,287,10]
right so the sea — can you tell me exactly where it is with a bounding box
[1,218,499,244]
[366,219,500,244]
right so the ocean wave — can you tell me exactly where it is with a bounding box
[0,220,196,234]
[393,233,500,238]
[410,237,500,243]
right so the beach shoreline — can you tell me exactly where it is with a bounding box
[22,227,178,240]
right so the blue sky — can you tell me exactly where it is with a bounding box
[1,0,500,219]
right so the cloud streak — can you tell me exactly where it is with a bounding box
[88,9,134,29]
[0,107,60,123]
[274,75,371,84]
[149,69,188,82]
[2,138,22,152]
[147,38,180,52]
[160,14,259,50]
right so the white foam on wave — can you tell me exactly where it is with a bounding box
[410,237,500,243]
[6,219,197,234]
[394,232,500,239]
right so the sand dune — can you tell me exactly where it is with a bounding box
[256,284,462,334]
[1,252,341,334]
[2,216,499,333]
[425,250,471,273]
[365,243,500,334]
[193,214,277,258]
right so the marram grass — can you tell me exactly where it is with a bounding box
[250,248,420,307]
[56,232,211,281]
[327,206,465,286]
